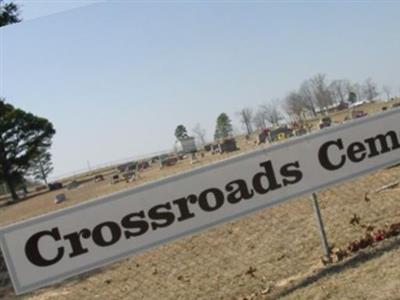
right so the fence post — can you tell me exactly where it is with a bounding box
[310,192,331,260]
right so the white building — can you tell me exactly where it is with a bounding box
[176,137,197,154]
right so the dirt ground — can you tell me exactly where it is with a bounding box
[0,100,400,299]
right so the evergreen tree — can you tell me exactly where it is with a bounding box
[175,124,189,141]
[0,1,21,27]
[347,91,357,104]
[214,113,233,140]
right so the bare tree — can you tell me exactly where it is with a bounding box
[192,123,207,146]
[284,91,304,121]
[260,100,283,126]
[299,80,317,117]
[362,78,379,101]
[237,107,253,135]
[330,79,350,104]
[253,108,268,130]
[382,85,392,100]
[309,73,334,112]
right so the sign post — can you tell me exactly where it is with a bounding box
[310,192,331,260]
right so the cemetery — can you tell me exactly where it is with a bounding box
[0,99,399,299]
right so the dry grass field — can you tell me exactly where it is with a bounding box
[0,99,400,299]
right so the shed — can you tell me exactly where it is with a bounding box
[176,137,197,154]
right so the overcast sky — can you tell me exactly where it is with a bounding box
[1,1,400,179]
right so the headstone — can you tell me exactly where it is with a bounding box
[111,174,120,184]
[220,138,238,152]
[94,175,104,182]
[190,152,198,164]
[48,182,63,191]
[54,193,66,204]
[66,180,80,190]
[122,171,135,182]
[204,144,212,152]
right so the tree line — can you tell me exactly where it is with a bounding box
[176,74,396,144]
[284,74,382,121]
[237,74,393,135]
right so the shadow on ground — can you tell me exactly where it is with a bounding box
[272,236,400,299]
[0,189,52,208]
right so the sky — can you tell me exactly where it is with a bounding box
[13,0,103,20]
[1,1,400,179]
